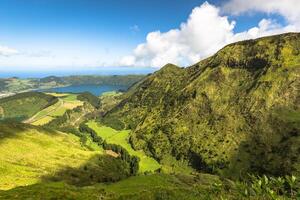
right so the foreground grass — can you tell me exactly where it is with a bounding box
[87,121,161,173]
[0,123,102,190]
[0,173,223,200]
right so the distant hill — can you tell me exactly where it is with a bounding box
[39,76,66,85]
[0,75,145,94]
[0,92,58,122]
[63,75,145,86]
[103,33,300,177]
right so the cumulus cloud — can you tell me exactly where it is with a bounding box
[120,1,300,68]
[222,0,300,26]
[120,2,235,67]
[0,45,18,56]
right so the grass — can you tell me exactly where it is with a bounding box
[0,123,103,190]
[101,91,122,97]
[0,92,57,122]
[27,93,83,125]
[87,121,161,173]
[0,173,222,200]
[32,116,55,126]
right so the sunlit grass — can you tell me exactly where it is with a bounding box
[28,93,83,125]
[0,126,102,190]
[87,121,161,173]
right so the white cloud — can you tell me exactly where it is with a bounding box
[231,19,297,42]
[120,2,235,67]
[120,1,300,68]
[0,45,18,56]
[222,0,300,25]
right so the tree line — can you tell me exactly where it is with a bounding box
[79,122,140,175]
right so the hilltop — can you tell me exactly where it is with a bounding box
[103,33,300,177]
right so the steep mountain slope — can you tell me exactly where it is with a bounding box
[103,33,300,177]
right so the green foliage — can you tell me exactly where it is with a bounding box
[234,175,300,199]
[77,92,101,108]
[79,123,103,145]
[45,155,131,186]
[102,141,140,175]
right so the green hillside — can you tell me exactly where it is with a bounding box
[27,93,84,126]
[103,33,300,177]
[0,122,132,190]
[0,92,58,122]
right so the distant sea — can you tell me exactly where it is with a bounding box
[0,67,155,79]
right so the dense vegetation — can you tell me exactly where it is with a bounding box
[79,123,140,175]
[103,33,300,178]
[77,92,101,108]
[0,92,58,121]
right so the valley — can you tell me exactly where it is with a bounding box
[0,33,299,199]
[87,121,161,173]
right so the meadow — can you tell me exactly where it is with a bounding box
[87,121,161,173]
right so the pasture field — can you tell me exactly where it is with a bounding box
[87,121,161,173]
[27,93,83,125]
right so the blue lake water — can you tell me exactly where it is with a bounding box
[39,84,128,96]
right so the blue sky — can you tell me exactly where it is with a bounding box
[0,0,298,71]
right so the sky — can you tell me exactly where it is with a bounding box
[0,0,299,71]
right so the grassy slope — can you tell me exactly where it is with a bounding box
[103,33,300,177]
[87,121,161,173]
[0,122,103,190]
[28,93,83,125]
[0,92,58,122]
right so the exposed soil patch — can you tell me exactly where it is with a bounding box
[105,150,120,158]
